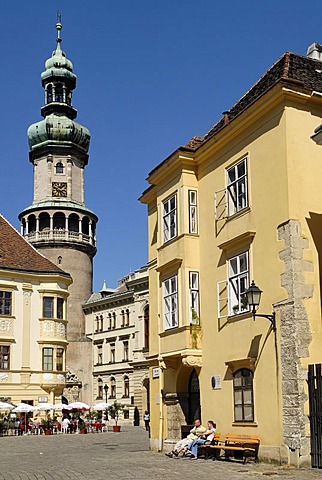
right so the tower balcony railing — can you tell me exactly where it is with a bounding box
[25,229,96,246]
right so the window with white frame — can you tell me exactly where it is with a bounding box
[233,368,254,422]
[163,194,177,243]
[110,343,115,363]
[97,345,102,365]
[123,341,129,362]
[163,275,178,330]
[0,291,12,316]
[188,190,198,234]
[189,271,200,325]
[0,345,10,370]
[228,251,249,315]
[227,158,248,216]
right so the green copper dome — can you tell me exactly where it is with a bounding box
[27,16,90,153]
[41,44,76,85]
[27,114,90,153]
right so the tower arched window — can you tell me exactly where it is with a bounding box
[53,212,65,231]
[233,368,254,422]
[47,84,53,103]
[124,376,129,398]
[39,212,50,232]
[68,213,79,233]
[55,83,64,103]
[55,162,64,174]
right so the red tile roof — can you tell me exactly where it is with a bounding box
[0,214,70,277]
[147,51,322,178]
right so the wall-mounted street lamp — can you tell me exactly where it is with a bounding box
[245,281,276,331]
[104,384,109,421]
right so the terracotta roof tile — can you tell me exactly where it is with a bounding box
[203,52,322,142]
[0,214,70,277]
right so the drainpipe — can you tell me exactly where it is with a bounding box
[158,359,164,452]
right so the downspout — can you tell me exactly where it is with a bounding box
[158,358,164,451]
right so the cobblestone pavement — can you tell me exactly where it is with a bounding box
[0,428,322,480]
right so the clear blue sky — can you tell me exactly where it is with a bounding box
[1,1,321,291]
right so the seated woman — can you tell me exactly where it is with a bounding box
[188,420,216,459]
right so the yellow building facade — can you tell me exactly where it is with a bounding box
[0,215,72,406]
[140,45,322,466]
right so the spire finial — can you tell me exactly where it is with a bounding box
[56,11,62,47]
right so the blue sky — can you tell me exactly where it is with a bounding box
[1,1,321,291]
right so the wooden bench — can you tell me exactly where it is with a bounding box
[202,434,260,464]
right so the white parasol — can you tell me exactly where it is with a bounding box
[68,401,90,410]
[12,403,37,413]
[0,401,14,410]
[36,403,54,411]
[12,403,37,433]
[53,403,72,411]
[92,402,111,411]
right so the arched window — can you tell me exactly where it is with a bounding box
[47,84,53,103]
[126,309,130,326]
[39,212,50,232]
[55,83,64,102]
[112,312,116,329]
[82,216,90,235]
[110,377,116,398]
[233,369,254,422]
[108,313,112,329]
[121,310,125,327]
[100,315,103,332]
[53,212,65,231]
[55,162,64,174]
[68,213,79,233]
[57,256,62,265]
[95,316,100,332]
[124,376,129,398]
[28,214,36,233]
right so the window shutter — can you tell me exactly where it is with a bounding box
[217,280,228,319]
[214,188,228,221]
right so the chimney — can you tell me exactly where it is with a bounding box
[307,43,322,61]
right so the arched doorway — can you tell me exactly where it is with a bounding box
[188,369,201,423]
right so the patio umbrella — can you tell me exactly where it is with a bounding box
[53,403,72,411]
[92,402,111,410]
[0,401,14,410]
[36,403,54,411]
[12,403,37,433]
[68,401,90,410]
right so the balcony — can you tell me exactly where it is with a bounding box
[26,229,96,247]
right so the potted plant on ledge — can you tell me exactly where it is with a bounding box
[109,400,124,432]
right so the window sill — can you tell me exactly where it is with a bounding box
[226,206,251,223]
[232,422,257,427]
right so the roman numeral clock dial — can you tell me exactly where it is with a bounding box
[52,182,67,197]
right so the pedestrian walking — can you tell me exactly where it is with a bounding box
[143,411,150,431]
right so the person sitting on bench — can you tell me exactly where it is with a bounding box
[188,420,216,459]
[165,419,206,458]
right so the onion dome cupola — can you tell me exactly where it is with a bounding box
[27,15,90,155]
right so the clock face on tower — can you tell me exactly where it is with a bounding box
[52,182,67,197]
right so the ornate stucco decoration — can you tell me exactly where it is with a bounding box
[181,355,202,368]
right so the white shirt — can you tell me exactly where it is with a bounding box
[206,427,216,442]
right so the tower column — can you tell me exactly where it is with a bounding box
[50,215,54,239]
[36,216,39,240]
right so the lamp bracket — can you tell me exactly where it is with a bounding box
[252,312,276,331]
